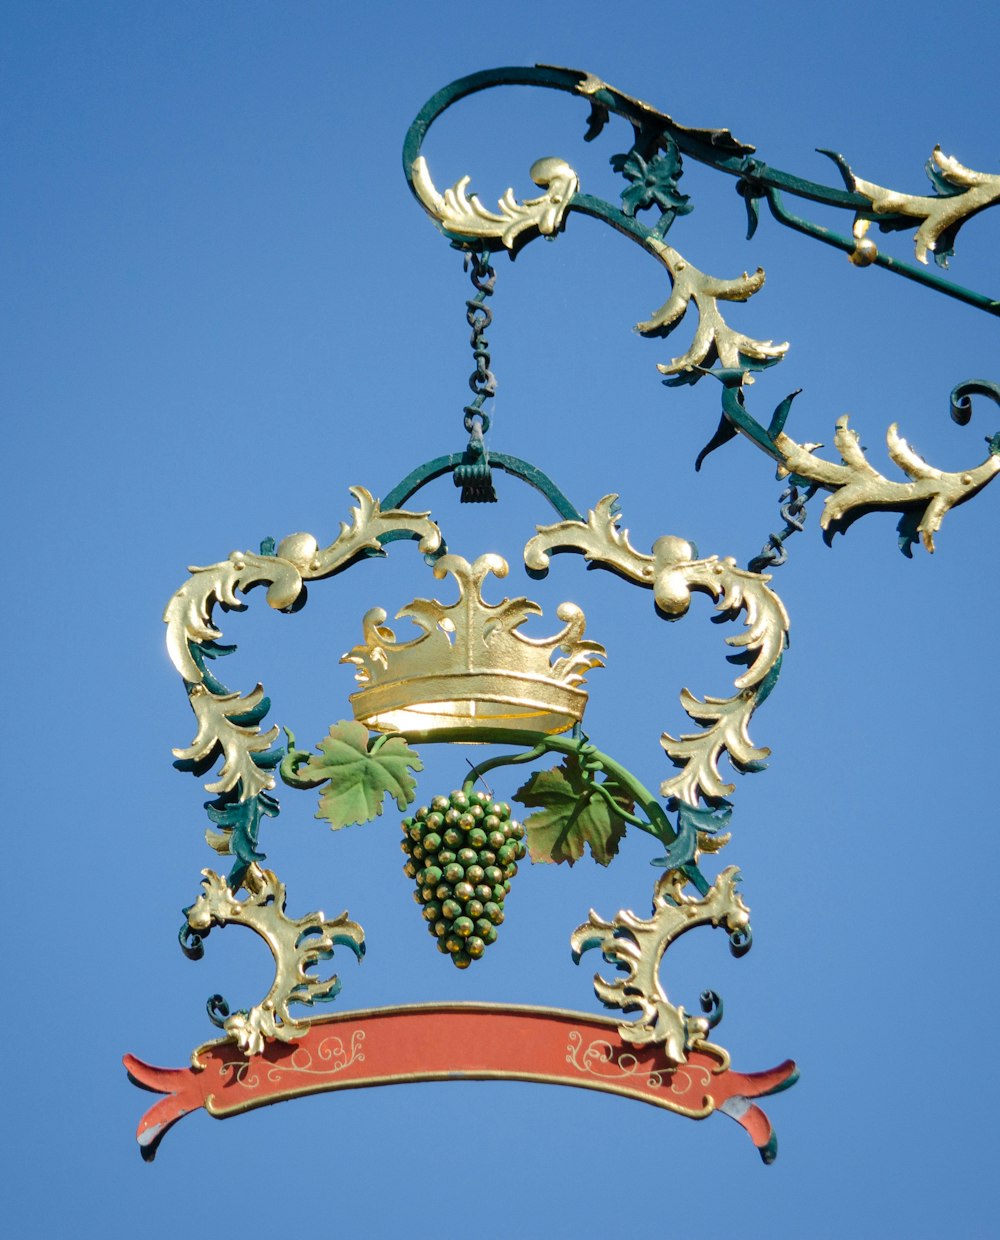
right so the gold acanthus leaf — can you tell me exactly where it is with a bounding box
[660,689,769,805]
[173,684,280,800]
[638,237,788,378]
[186,864,364,1058]
[525,495,789,689]
[164,552,304,686]
[571,866,750,1065]
[775,417,1000,552]
[410,155,578,249]
[164,487,441,685]
[164,488,442,797]
[849,148,1000,265]
[525,497,788,808]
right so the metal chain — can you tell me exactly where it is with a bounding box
[463,252,496,435]
[747,484,817,574]
[455,251,498,503]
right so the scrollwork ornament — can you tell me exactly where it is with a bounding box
[165,487,442,801]
[525,497,789,806]
[183,863,365,1057]
[572,866,750,1065]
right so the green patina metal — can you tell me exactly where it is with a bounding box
[380,451,584,526]
[404,64,999,315]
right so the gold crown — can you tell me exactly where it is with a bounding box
[342,553,604,736]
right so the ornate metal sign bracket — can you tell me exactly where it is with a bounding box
[126,65,999,1164]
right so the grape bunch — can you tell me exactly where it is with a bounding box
[401,789,526,968]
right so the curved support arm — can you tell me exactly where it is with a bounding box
[405,65,999,319]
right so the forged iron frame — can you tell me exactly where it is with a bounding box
[129,64,1000,1162]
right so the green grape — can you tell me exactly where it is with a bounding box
[403,795,521,966]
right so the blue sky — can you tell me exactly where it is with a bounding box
[4,4,998,1237]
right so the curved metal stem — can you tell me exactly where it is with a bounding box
[406,725,676,846]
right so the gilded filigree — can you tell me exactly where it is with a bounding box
[525,497,789,805]
[774,417,1000,553]
[185,863,365,1057]
[164,552,304,686]
[164,488,442,799]
[639,237,788,379]
[173,684,280,800]
[571,866,749,1065]
[834,146,1000,266]
[410,155,578,249]
[266,1031,366,1081]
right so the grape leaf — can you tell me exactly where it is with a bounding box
[513,761,631,866]
[305,720,422,830]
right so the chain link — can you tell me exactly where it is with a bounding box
[462,252,496,435]
[455,252,498,502]
[747,484,817,574]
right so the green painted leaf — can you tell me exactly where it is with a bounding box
[305,720,422,830]
[513,760,630,866]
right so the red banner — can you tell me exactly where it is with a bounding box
[125,1003,796,1161]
